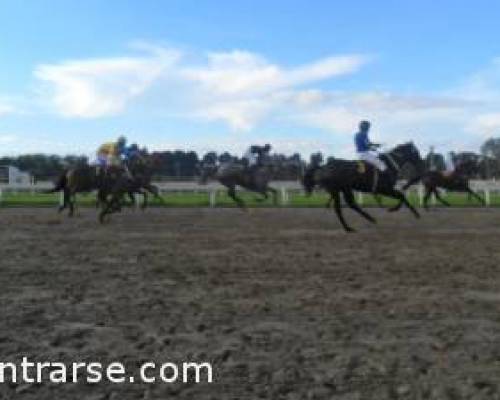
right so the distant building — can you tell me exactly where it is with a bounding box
[0,165,33,185]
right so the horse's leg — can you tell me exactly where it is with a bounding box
[99,192,121,223]
[99,202,110,223]
[374,194,384,207]
[387,196,403,212]
[68,190,76,217]
[330,190,354,232]
[434,189,451,207]
[144,183,164,204]
[342,189,376,224]
[96,188,103,209]
[58,188,69,213]
[113,193,126,212]
[385,188,420,219]
[423,187,433,210]
[97,188,107,209]
[227,185,246,209]
[128,191,136,207]
[465,187,485,206]
[141,190,148,210]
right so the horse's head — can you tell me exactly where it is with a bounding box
[302,165,320,196]
[390,141,424,172]
[455,158,479,177]
[126,152,153,180]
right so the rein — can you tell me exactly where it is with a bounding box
[383,151,402,172]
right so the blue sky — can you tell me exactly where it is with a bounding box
[1,0,500,158]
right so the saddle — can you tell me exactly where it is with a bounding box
[356,161,366,174]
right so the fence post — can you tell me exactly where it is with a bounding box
[209,189,217,207]
[485,189,491,206]
[431,190,437,206]
[280,187,288,206]
[418,185,424,207]
[357,192,363,205]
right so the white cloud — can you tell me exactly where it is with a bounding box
[34,46,181,118]
[181,50,369,129]
[16,43,500,156]
[182,51,282,96]
[182,51,367,96]
[0,98,16,116]
[32,46,367,129]
[194,98,278,131]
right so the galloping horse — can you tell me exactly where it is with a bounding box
[302,142,424,232]
[122,153,163,209]
[198,158,278,209]
[46,164,122,217]
[402,159,485,209]
[48,152,162,217]
[98,154,164,222]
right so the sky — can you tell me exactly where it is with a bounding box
[1,0,500,159]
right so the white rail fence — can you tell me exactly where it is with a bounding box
[1,180,500,207]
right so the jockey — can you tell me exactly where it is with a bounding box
[355,120,386,171]
[122,143,141,161]
[243,144,272,170]
[96,136,134,176]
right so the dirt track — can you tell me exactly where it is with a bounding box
[1,207,500,399]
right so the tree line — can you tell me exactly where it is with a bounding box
[2,137,500,180]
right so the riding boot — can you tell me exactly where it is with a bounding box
[96,166,106,185]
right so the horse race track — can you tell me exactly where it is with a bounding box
[1,207,500,399]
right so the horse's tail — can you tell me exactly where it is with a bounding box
[44,172,67,193]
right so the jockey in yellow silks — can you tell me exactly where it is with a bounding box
[96,135,139,180]
[96,136,128,168]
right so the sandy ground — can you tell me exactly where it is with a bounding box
[1,206,500,399]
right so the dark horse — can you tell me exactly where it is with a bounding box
[402,159,485,209]
[198,159,278,209]
[46,165,122,217]
[302,142,424,232]
[120,153,164,209]
[98,153,164,222]
[48,153,162,217]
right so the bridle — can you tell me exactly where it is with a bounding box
[384,152,402,172]
[384,144,421,173]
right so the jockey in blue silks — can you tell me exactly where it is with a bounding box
[354,120,386,171]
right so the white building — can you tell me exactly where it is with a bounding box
[0,165,33,185]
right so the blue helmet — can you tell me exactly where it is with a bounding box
[359,120,371,132]
[117,135,127,148]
